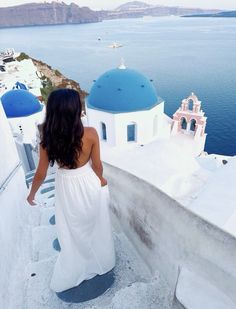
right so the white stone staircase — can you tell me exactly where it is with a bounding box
[24,172,172,309]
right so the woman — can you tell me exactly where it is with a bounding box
[27,89,115,292]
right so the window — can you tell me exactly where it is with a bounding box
[190,119,196,131]
[101,122,107,140]
[181,117,187,130]
[127,123,136,142]
[188,99,194,111]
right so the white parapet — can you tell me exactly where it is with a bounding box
[0,104,29,307]
[104,162,236,307]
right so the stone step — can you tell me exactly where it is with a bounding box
[37,189,55,200]
[101,279,172,309]
[40,207,55,226]
[41,196,55,208]
[32,225,57,262]
[27,231,152,308]
[25,169,36,179]
[35,194,55,207]
[26,171,55,187]
[27,176,171,308]
[176,268,235,309]
[40,186,55,195]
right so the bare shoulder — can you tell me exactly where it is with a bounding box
[39,144,48,159]
[84,127,98,141]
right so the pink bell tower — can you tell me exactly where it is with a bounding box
[171,93,207,155]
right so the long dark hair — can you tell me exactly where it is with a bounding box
[41,88,84,169]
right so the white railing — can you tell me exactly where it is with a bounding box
[0,162,22,194]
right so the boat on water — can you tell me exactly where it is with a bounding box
[108,42,123,48]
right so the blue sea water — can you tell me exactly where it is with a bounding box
[0,17,236,155]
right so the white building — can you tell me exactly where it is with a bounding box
[0,58,42,98]
[0,89,45,172]
[86,64,171,147]
[86,64,207,158]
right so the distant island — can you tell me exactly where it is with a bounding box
[100,1,221,20]
[183,11,236,18]
[0,1,223,28]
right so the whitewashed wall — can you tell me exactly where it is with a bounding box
[104,162,236,307]
[0,105,19,183]
[8,107,45,145]
[0,104,28,308]
[86,101,168,147]
[86,107,117,146]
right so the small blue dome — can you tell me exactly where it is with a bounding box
[87,68,160,113]
[1,89,42,118]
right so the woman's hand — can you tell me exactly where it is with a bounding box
[26,145,49,207]
[101,177,107,187]
[27,194,37,206]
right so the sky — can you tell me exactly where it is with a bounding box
[0,0,235,10]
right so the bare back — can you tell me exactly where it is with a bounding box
[73,126,104,183]
[37,126,102,176]
[27,127,105,206]
[76,127,101,168]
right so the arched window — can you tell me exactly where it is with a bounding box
[188,99,194,111]
[190,119,196,131]
[181,117,187,130]
[101,122,107,140]
[153,115,158,136]
[127,122,136,142]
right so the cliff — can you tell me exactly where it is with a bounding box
[0,2,99,28]
[0,1,223,28]
[16,52,87,108]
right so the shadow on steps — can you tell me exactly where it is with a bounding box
[56,270,115,303]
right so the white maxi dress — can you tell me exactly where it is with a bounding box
[50,162,115,292]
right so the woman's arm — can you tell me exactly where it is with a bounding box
[90,128,107,186]
[27,145,49,205]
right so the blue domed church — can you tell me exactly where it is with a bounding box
[1,89,45,143]
[1,89,45,172]
[86,63,170,147]
[1,89,42,118]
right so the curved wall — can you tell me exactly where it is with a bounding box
[104,162,236,305]
[0,104,28,308]
[0,104,19,184]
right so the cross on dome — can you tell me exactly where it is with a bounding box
[118,58,126,70]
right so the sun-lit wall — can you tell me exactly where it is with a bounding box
[87,101,169,146]
[104,162,236,306]
[0,104,28,307]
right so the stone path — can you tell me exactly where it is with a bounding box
[24,171,172,309]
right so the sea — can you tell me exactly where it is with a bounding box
[0,17,236,155]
